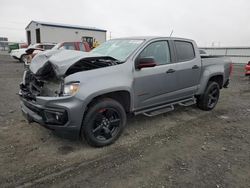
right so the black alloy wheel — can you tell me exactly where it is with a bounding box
[92,108,121,141]
[207,84,220,109]
[197,81,220,111]
[82,98,126,147]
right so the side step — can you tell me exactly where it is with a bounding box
[143,105,174,117]
[137,97,196,117]
[179,97,196,107]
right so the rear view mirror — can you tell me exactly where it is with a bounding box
[136,57,157,69]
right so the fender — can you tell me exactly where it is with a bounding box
[196,64,225,95]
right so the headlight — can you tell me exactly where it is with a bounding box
[63,82,80,96]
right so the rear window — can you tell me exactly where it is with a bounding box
[175,41,195,62]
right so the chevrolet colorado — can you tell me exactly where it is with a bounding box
[19,37,232,147]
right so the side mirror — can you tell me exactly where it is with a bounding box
[136,57,157,69]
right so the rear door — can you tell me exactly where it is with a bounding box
[133,40,179,110]
[173,40,201,97]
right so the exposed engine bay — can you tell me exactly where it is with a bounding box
[20,55,120,100]
[65,57,120,76]
[20,70,63,100]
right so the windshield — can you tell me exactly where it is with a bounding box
[91,39,144,62]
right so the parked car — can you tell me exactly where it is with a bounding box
[10,43,55,62]
[8,43,28,53]
[24,41,91,66]
[52,41,91,52]
[19,37,232,147]
[245,61,250,76]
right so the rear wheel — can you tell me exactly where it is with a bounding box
[197,81,220,111]
[81,98,126,147]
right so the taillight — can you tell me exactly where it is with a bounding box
[229,63,233,76]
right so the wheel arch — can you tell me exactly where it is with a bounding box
[208,75,224,89]
[85,90,132,113]
[197,72,224,95]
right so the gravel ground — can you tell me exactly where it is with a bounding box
[0,55,249,188]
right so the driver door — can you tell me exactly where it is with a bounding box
[133,40,179,110]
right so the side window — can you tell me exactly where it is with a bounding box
[174,41,195,62]
[139,41,171,65]
[62,43,75,50]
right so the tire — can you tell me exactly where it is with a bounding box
[81,98,126,147]
[197,81,220,111]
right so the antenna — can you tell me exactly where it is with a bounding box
[169,30,174,37]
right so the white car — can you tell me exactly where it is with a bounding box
[10,43,55,62]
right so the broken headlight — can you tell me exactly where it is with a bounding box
[63,82,80,96]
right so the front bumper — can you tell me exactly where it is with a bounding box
[19,91,86,139]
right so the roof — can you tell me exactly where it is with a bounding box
[26,21,107,32]
[112,36,194,42]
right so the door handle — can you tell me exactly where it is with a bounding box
[166,69,176,74]
[192,65,199,69]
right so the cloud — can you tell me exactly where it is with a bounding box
[0,0,250,46]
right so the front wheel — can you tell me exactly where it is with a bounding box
[197,81,220,111]
[81,98,126,147]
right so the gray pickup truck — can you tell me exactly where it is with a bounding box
[19,37,232,147]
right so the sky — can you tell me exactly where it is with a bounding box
[1,0,250,47]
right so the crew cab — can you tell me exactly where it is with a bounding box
[19,37,232,147]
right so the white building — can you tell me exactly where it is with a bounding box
[25,21,107,45]
[202,47,250,64]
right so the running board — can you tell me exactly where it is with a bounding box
[143,105,174,117]
[179,97,196,107]
[136,97,196,117]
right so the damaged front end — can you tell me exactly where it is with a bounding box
[20,62,64,101]
[19,65,68,126]
[19,50,120,133]
[20,50,120,99]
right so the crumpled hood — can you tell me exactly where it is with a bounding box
[29,50,105,77]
